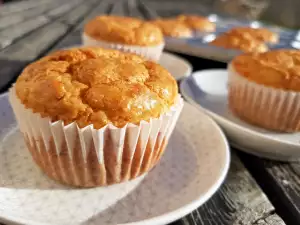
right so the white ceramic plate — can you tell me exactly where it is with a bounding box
[159,52,192,80]
[0,93,229,225]
[165,38,239,63]
[180,69,300,162]
[60,45,192,80]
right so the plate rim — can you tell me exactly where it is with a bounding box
[160,51,193,79]
[122,103,230,225]
[0,93,230,225]
[180,69,300,148]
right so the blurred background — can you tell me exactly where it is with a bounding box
[150,0,300,29]
[1,0,299,29]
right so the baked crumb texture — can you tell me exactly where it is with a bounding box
[211,27,278,53]
[211,30,268,53]
[150,18,193,38]
[229,27,279,43]
[15,47,178,129]
[84,15,163,46]
[177,14,216,32]
[232,49,300,91]
[229,49,300,132]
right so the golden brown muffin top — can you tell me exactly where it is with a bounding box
[211,31,268,53]
[229,27,279,43]
[232,49,300,91]
[150,19,193,38]
[15,47,178,129]
[177,15,216,32]
[84,15,164,46]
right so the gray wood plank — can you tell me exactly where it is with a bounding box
[0,21,68,61]
[143,0,213,17]
[0,0,54,17]
[74,0,114,31]
[125,0,144,19]
[57,0,99,26]
[47,0,83,18]
[138,0,159,19]
[0,0,100,92]
[169,153,285,225]
[0,21,69,91]
[254,214,286,225]
[239,152,300,225]
[0,0,95,49]
[50,0,113,51]
[109,0,127,16]
[0,15,50,49]
[0,1,68,30]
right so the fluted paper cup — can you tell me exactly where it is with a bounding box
[82,33,164,62]
[228,64,300,132]
[9,87,183,187]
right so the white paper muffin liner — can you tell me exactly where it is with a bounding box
[9,87,183,187]
[228,64,300,132]
[82,33,164,62]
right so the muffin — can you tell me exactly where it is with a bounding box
[211,31,268,53]
[177,14,216,32]
[150,18,193,38]
[83,16,164,61]
[228,49,300,132]
[229,27,279,44]
[9,47,183,187]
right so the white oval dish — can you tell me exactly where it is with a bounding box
[181,69,300,162]
[159,51,192,80]
[0,93,229,225]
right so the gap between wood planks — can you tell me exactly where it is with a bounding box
[239,151,300,225]
[0,0,101,93]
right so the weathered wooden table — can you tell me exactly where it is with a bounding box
[0,0,298,225]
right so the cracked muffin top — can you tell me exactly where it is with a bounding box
[84,15,164,46]
[15,47,178,129]
[177,15,216,32]
[211,31,268,53]
[231,49,300,91]
[229,27,278,44]
[150,18,193,38]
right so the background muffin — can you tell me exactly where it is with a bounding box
[211,30,268,53]
[177,14,216,32]
[150,18,193,38]
[83,16,164,61]
[10,47,183,187]
[228,49,300,132]
[229,27,279,44]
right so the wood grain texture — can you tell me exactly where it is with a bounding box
[138,0,158,19]
[0,21,69,92]
[0,1,67,30]
[239,152,300,225]
[0,0,99,92]
[169,153,285,225]
[254,214,286,225]
[0,15,50,49]
[109,0,127,16]
[0,0,54,17]
[47,0,83,18]
[50,0,113,51]
[143,0,212,17]
[57,0,99,26]
[125,0,144,18]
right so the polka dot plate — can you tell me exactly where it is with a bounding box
[0,92,230,225]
